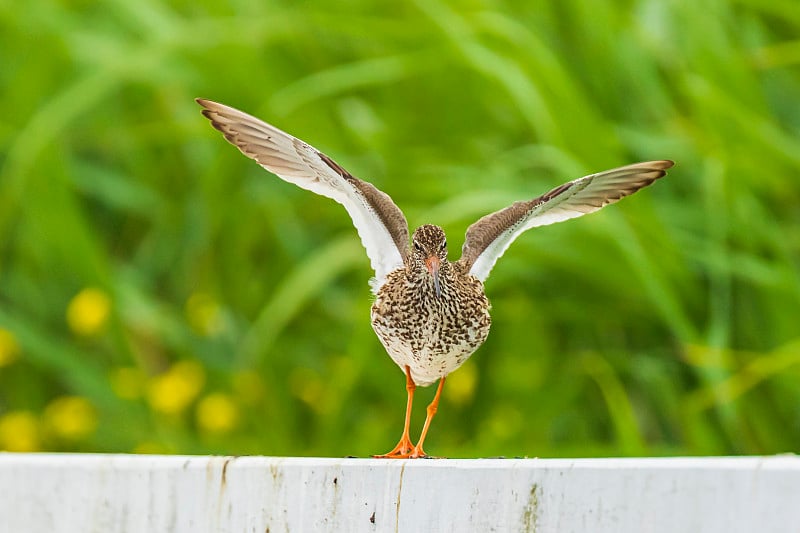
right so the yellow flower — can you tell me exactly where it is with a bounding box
[147,360,206,415]
[289,367,325,411]
[0,328,20,367]
[44,396,98,441]
[110,367,146,400]
[185,292,225,337]
[444,359,479,406]
[66,287,111,336]
[486,404,523,441]
[196,393,240,434]
[0,411,40,451]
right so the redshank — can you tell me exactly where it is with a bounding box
[197,98,673,458]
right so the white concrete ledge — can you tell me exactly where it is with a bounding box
[1,454,799,532]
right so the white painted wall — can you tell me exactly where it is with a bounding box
[0,454,798,532]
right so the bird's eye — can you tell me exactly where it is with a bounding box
[441,240,447,250]
[413,241,422,251]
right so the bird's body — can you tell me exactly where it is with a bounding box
[371,233,491,387]
[197,98,673,458]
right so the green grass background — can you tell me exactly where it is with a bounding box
[1,0,799,458]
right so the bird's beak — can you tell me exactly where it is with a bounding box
[425,255,441,297]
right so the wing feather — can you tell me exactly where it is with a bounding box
[197,98,409,292]
[459,161,673,281]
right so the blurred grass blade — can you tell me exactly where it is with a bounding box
[238,236,366,367]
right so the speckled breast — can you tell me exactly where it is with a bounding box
[370,267,492,386]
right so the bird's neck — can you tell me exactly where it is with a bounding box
[406,259,453,298]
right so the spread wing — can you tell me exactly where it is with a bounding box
[197,98,409,292]
[458,160,673,281]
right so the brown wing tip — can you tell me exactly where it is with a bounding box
[645,160,674,176]
[635,159,674,183]
[632,159,674,171]
[652,159,675,181]
[195,97,217,110]
[195,99,231,135]
[196,98,222,122]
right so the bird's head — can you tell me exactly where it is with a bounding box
[411,224,448,297]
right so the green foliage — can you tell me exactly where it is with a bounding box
[1,0,799,458]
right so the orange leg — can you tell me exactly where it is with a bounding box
[373,366,416,458]
[410,377,446,458]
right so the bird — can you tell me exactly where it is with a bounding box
[196,98,673,458]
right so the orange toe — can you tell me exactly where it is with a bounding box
[410,445,428,459]
[373,436,415,458]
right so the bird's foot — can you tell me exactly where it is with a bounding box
[409,445,442,459]
[410,448,428,459]
[373,435,416,458]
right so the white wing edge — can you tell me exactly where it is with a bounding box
[467,161,671,281]
[198,99,407,292]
